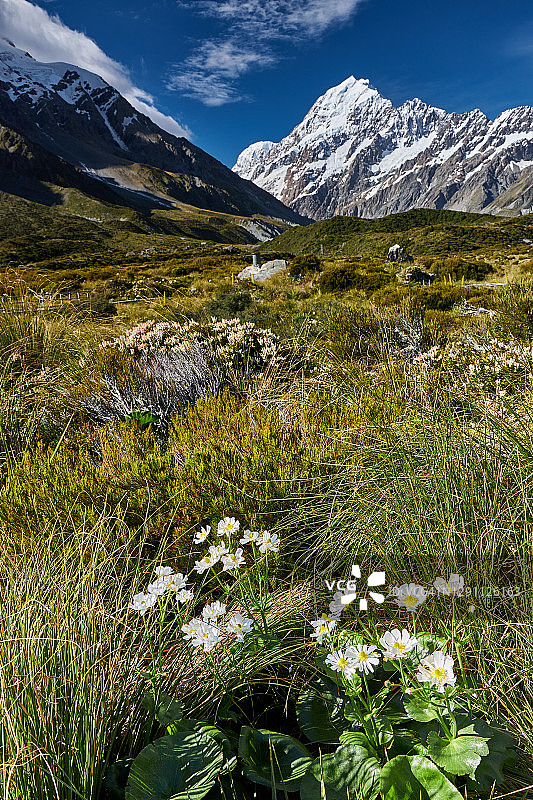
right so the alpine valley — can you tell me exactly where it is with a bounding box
[233,76,533,220]
[0,38,304,229]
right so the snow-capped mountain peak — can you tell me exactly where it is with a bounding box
[233,77,533,219]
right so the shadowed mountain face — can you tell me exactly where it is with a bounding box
[0,39,306,223]
[233,76,533,220]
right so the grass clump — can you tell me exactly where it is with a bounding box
[3,225,533,799]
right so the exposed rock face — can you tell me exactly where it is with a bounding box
[0,39,304,222]
[233,76,533,220]
[238,259,287,282]
[387,244,413,263]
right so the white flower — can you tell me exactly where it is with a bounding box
[325,650,358,679]
[240,529,260,545]
[154,566,174,577]
[202,601,227,621]
[258,531,280,553]
[182,618,221,652]
[146,580,168,596]
[345,644,380,675]
[393,583,427,611]
[176,589,194,603]
[221,548,246,571]
[194,553,217,574]
[379,629,419,660]
[155,572,188,593]
[309,617,336,644]
[194,526,211,544]
[129,592,157,615]
[217,517,240,536]
[209,543,229,560]
[416,650,456,692]
[227,613,254,641]
[433,574,465,596]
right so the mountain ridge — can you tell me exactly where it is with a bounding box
[233,76,533,220]
[0,39,306,225]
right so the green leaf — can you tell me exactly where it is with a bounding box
[104,759,132,800]
[125,731,224,800]
[403,692,442,723]
[167,720,236,774]
[238,727,312,792]
[467,726,517,790]
[338,731,373,750]
[300,744,380,800]
[296,677,347,744]
[141,692,184,726]
[427,730,489,778]
[387,728,426,758]
[380,755,464,800]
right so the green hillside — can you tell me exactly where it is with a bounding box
[261,208,533,259]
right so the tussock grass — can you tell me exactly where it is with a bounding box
[2,279,533,796]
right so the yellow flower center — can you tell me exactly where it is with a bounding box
[405,594,418,607]
[393,642,406,653]
[338,657,348,669]
[319,624,328,634]
[358,651,369,662]
[431,667,448,683]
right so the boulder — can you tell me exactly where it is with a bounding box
[397,265,436,285]
[238,259,287,283]
[387,244,413,264]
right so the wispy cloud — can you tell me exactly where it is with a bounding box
[0,0,191,137]
[170,0,366,106]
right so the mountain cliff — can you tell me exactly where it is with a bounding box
[0,38,304,223]
[233,76,533,220]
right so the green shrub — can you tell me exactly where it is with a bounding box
[413,285,466,311]
[319,264,393,295]
[431,257,493,281]
[288,253,322,278]
[205,290,253,318]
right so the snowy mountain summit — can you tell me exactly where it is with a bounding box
[233,76,533,219]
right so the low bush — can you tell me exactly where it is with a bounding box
[205,289,253,318]
[430,256,493,281]
[319,264,393,295]
[289,253,322,278]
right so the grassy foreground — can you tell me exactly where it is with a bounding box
[1,255,533,798]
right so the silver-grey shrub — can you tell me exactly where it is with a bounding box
[83,344,228,439]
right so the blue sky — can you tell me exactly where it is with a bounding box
[3,0,533,166]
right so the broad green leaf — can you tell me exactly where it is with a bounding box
[387,728,426,758]
[380,755,464,800]
[296,677,347,743]
[403,693,441,723]
[427,730,489,777]
[167,720,236,774]
[126,731,224,800]
[338,731,374,750]
[300,744,381,800]
[205,776,249,799]
[104,759,132,800]
[141,692,183,726]
[467,727,517,790]
[238,727,312,792]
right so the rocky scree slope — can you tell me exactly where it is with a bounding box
[233,76,533,220]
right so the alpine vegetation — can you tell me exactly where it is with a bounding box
[2,229,533,800]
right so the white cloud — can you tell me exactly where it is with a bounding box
[172,0,365,105]
[0,0,191,138]
[168,41,275,105]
